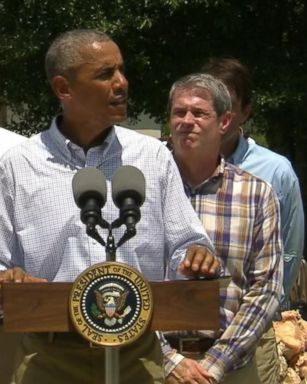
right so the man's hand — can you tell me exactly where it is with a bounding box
[0,267,47,284]
[179,245,220,278]
[166,358,214,384]
[0,267,47,304]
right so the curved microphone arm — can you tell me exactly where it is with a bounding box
[116,228,136,248]
[86,225,106,247]
[110,217,137,249]
[85,216,110,250]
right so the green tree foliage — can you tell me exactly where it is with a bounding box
[1,1,306,133]
[0,1,306,173]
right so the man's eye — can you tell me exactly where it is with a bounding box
[194,111,204,117]
[173,110,186,117]
[97,69,113,79]
[194,111,212,118]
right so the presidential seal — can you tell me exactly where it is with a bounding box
[69,262,153,347]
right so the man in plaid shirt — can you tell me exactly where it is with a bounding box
[162,73,283,384]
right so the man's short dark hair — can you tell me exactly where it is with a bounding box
[201,57,253,108]
[45,29,112,82]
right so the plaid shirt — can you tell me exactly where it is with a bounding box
[163,158,283,383]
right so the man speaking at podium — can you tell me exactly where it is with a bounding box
[0,30,220,384]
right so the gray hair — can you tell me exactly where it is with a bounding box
[45,29,112,81]
[169,73,232,116]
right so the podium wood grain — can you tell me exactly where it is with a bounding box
[2,279,220,332]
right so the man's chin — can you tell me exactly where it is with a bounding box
[111,112,127,124]
[181,138,198,149]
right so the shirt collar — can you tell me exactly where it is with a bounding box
[226,134,249,165]
[183,157,225,196]
[48,115,116,165]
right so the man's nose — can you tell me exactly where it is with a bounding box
[114,70,128,89]
[182,110,195,124]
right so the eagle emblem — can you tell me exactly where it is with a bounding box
[93,283,131,326]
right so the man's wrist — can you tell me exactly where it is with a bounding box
[164,350,185,377]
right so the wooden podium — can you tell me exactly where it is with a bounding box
[2,279,224,332]
[1,277,227,384]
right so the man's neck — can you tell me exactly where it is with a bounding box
[220,131,241,159]
[221,138,240,159]
[174,151,218,187]
[59,116,112,152]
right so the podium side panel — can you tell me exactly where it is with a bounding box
[3,282,72,332]
[151,280,220,331]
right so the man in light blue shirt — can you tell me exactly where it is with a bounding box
[202,57,304,306]
[228,134,304,303]
[0,30,219,384]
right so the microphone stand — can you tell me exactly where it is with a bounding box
[86,220,119,384]
[86,219,137,384]
[105,227,117,262]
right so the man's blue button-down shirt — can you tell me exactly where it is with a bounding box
[227,135,304,301]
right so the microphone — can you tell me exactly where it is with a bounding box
[72,167,107,230]
[112,166,145,232]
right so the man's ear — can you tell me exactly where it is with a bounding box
[220,111,232,136]
[50,75,71,102]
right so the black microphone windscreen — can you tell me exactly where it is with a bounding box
[72,167,107,209]
[112,166,145,207]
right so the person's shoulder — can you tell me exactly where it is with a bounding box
[114,125,167,151]
[115,125,159,141]
[226,161,262,179]
[241,139,301,201]
[225,161,274,191]
[0,127,25,141]
[247,138,293,169]
[0,128,27,156]
[0,130,40,166]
